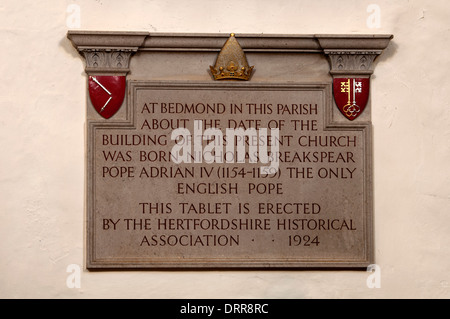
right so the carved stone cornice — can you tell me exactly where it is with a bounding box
[67,31,393,76]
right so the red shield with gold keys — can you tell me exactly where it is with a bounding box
[88,76,126,119]
[333,78,369,121]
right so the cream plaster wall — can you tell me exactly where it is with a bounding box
[1,0,449,299]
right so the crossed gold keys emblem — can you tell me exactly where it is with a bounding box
[341,79,363,118]
[333,78,369,120]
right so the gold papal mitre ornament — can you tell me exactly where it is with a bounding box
[210,33,254,80]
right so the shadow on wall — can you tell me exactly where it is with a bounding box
[372,39,398,81]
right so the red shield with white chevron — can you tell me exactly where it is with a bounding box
[333,78,369,121]
[88,76,126,119]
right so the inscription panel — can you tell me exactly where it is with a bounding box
[87,82,372,268]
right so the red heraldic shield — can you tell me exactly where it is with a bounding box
[88,76,126,119]
[333,78,370,121]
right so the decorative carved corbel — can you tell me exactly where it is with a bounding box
[316,35,393,76]
[323,50,382,75]
[67,31,149,75]
[79,48,136,74]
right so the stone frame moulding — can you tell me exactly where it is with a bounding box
[68,31,393,269]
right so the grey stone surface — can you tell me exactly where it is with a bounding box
[68,32,392,269]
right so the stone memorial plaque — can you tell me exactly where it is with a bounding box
[68,32,392,268]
